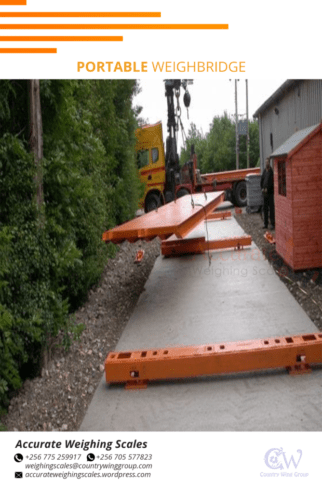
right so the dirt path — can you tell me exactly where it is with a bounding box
[3,239,160,431]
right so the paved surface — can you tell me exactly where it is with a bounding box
[81,207,321,431]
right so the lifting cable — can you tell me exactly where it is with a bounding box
[195,202,212,267]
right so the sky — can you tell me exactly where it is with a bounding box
[133,79,285,149]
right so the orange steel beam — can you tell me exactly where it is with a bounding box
[102,192,224,244]
[206,211,232,220]
[202,167,260,184]
[105,333,322,388]
[161,235,252,256]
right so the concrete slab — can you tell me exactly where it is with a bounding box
[80,217,322,431]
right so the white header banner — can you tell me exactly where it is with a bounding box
[0,0,319,78]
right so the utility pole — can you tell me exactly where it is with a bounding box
[29,80,48,368]
[246,79,250,168]
[234,80,239,170]
[29,79,44,219]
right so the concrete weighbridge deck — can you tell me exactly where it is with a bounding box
[81,211,321,431]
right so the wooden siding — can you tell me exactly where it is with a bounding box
[274,127,322,270]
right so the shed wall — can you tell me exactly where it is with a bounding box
[291,131,322,270]
[274,159,294,266]
[274,129,322,270]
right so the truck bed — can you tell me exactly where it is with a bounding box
[201,167,260,184]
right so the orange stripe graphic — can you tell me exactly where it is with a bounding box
[141,166,165,176]
[0,36,123,41]
[0,12,161,17]
[147,182,165,187]
[0,0,26,4]
[0,48,56,53]
[0,23,228,30]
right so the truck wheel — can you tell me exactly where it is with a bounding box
[145,193,161,212]
[225,188,233,203]
[176,188,190,198]
[234,181,247,207]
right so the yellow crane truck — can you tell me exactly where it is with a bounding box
[135,80,260,212]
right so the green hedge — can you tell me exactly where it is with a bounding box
[0,80,142,411]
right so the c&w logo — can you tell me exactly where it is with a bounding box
[264,448,302,470]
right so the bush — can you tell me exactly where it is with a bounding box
[0,80,141,410]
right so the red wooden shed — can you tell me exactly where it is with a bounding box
[270,122,322,271]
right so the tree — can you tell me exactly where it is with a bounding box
[180,123,207,167]
[180,113,260,173]
[201,113,235,172]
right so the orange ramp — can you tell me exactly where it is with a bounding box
[102,191,224,244]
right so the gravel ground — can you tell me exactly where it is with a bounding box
[3,239,160,432]
[235,210,322,331]
[3,209,322,431]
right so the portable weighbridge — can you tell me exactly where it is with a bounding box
[270,122,322,271]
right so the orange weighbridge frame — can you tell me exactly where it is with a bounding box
[102,193,321,388]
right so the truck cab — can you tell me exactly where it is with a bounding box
[135,122,166,212]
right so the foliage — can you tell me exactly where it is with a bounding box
[0,79,141,410]
[180,123,208,168]
[0,227,18,409]
[180,113,259,172]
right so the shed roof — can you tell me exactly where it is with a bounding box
[270,123,322,158]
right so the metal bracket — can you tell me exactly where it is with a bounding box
[287,364,312,375]
[125,380,148,390]
[134,249,145,263]
[264,232,276,244]
[287,354,312,375]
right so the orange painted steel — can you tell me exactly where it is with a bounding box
[105,333,322,387]
[264,232,276,244]
[201,167,260,185]
[134,249,145,263]
[161,235,252,256]
[102,192,224,244]
[206,211,232,220]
